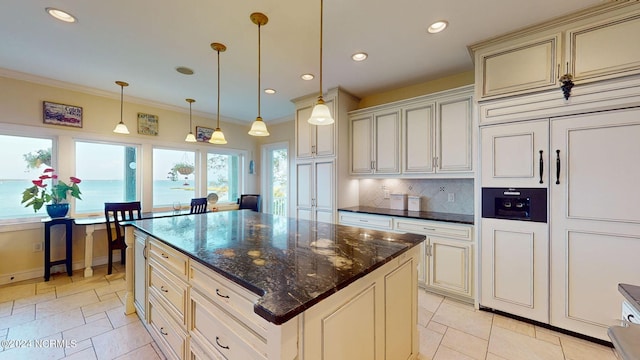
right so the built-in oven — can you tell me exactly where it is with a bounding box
[481,187,547,223]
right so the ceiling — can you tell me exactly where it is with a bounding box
[1,0,605,124]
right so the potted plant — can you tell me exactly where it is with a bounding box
[21,168,82,218]
[173,162,194,175]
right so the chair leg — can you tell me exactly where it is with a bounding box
[108,247,113,275]
[121,247,126,265]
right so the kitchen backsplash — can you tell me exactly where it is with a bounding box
[358,178,474,215]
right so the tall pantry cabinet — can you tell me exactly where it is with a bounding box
[472,1,640,341]
[293,88,360,223]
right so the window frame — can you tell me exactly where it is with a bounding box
[205,148,247,205]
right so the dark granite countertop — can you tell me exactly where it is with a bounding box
[130,210,425,325]
[619,283,640,314]
[339,206,474,225]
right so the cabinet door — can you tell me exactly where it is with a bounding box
[550,108,640,340]
[374,110,401,174]
[480,218,548,323]
[385,259,416,360]
[403,103,435,174]
[134,233,147,321]
[350,115,373,174]
[315,97,336,157]
[429,237,472,298]
[296,104,314,158]
[437,96,473,173]
[481,119,549,188]
[314,159,335,223]
[296,161,313,217]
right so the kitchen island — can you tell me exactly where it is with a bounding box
[123,210,425,359]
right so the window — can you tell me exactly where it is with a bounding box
[153,148,196,209]
[207,151,243,203]
[75,141,138,214]
[0,134,54,220]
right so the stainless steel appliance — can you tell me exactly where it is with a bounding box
[481,187,547,223]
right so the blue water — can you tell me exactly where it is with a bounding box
[0,179,203,219]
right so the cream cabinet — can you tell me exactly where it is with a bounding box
[351,85,474,178]
[394,218,473,300]
[296,159,335,223]
[338,211,394,231]
[295,96,336,159]
[470,2,640,101]
[350,109,401,175]
[134,230,148,320]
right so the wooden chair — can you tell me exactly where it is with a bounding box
[104,201,141,274]
[190,197,208,214]
[238,194,261,212]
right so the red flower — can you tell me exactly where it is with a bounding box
[32,179,47,187]
[43,168,54,173]
[69,177,81,184]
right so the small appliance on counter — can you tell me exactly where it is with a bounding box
[408,196,421,212]
[390,194,407,210]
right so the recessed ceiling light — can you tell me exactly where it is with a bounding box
[351,52,368,62]
[176,66,194,75]
[45,8,76,23]
[264,88,276,94]
[427,20,448,34]
[301,74,314,81]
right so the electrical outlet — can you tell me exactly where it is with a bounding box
[383,190,390,199]
[33,243,42,252]
[447,193,455,202]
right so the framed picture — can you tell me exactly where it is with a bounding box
[43,101,83,128]
[137,113,159,136]
[196,126,214,142]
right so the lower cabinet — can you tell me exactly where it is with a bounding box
[133,230,148,320]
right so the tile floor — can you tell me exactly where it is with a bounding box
[0,265,619,360]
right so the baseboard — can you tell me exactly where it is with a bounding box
[0,254,120,286]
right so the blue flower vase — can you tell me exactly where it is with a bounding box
[46,203,70,218]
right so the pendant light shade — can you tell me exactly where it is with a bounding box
[248,12,270,137]
[113,81,130,134]
[210,42,228,144]
[308,0,334,125]
[184,98,197,142]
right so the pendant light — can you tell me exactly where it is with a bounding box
[210,42,228,144]
[308,0,334,125]
[113,81,130,134]
[184,98,197,142]
[248,12,270,136]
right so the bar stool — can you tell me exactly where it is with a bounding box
[43,217,73,281]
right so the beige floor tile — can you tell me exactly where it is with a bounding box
[36,290,99,319]
[493,314,536,338]
[63,317,113,343]
[0,301,12,317]
[7,308,85,341]
[486,353,509,360]
[419,324,444,359]
[115,344,163,360]
[441,328,488,360]
[95,280,126,299]
[150,341,167,360]
[419,307,435,327]
[92,321,153,360]
[561,337,617,360]
[419,289,445,313]
[84,311,108,324]
[427,321,448,335]
[0,332,66,360]
[105,273,126,283]
[56,278,110,298]
[13,291,57,310]
[433,345,476,360]
[535,327,561,345]
[488,325,565,360]
[64,347,97,360]
[432,302,493,340]
[106,307,140,329]
[0,283,35,303]
[443,297,476,311]
[64,338,93,357]
[0,307,35,330]
[81,297,123,318]
[0,328,7,339]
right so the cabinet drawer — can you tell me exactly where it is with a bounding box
[338,212,393,230]
[190,261,268,337]
[191,289,266,360]
[149,258,188,326]
[149,294,187,360]
[395,219,472,241]
[149,238,189,280]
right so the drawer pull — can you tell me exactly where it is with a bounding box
[628,314,635,322]
[160,327,168,336]
[423,227,435,231]
[216,289,230,299]
[160,286,169,293]
[215,336,230,350]
[161,253,169,259]
[359,219,369,222]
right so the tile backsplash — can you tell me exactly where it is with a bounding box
[358,178,474,215]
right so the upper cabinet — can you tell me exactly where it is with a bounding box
[470,2,640,104]
[295,97,336,159]
[350,85,474,178]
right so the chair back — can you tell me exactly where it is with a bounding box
[190,197,208,214]
[104,201,142,244]
[238,194,261,212]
